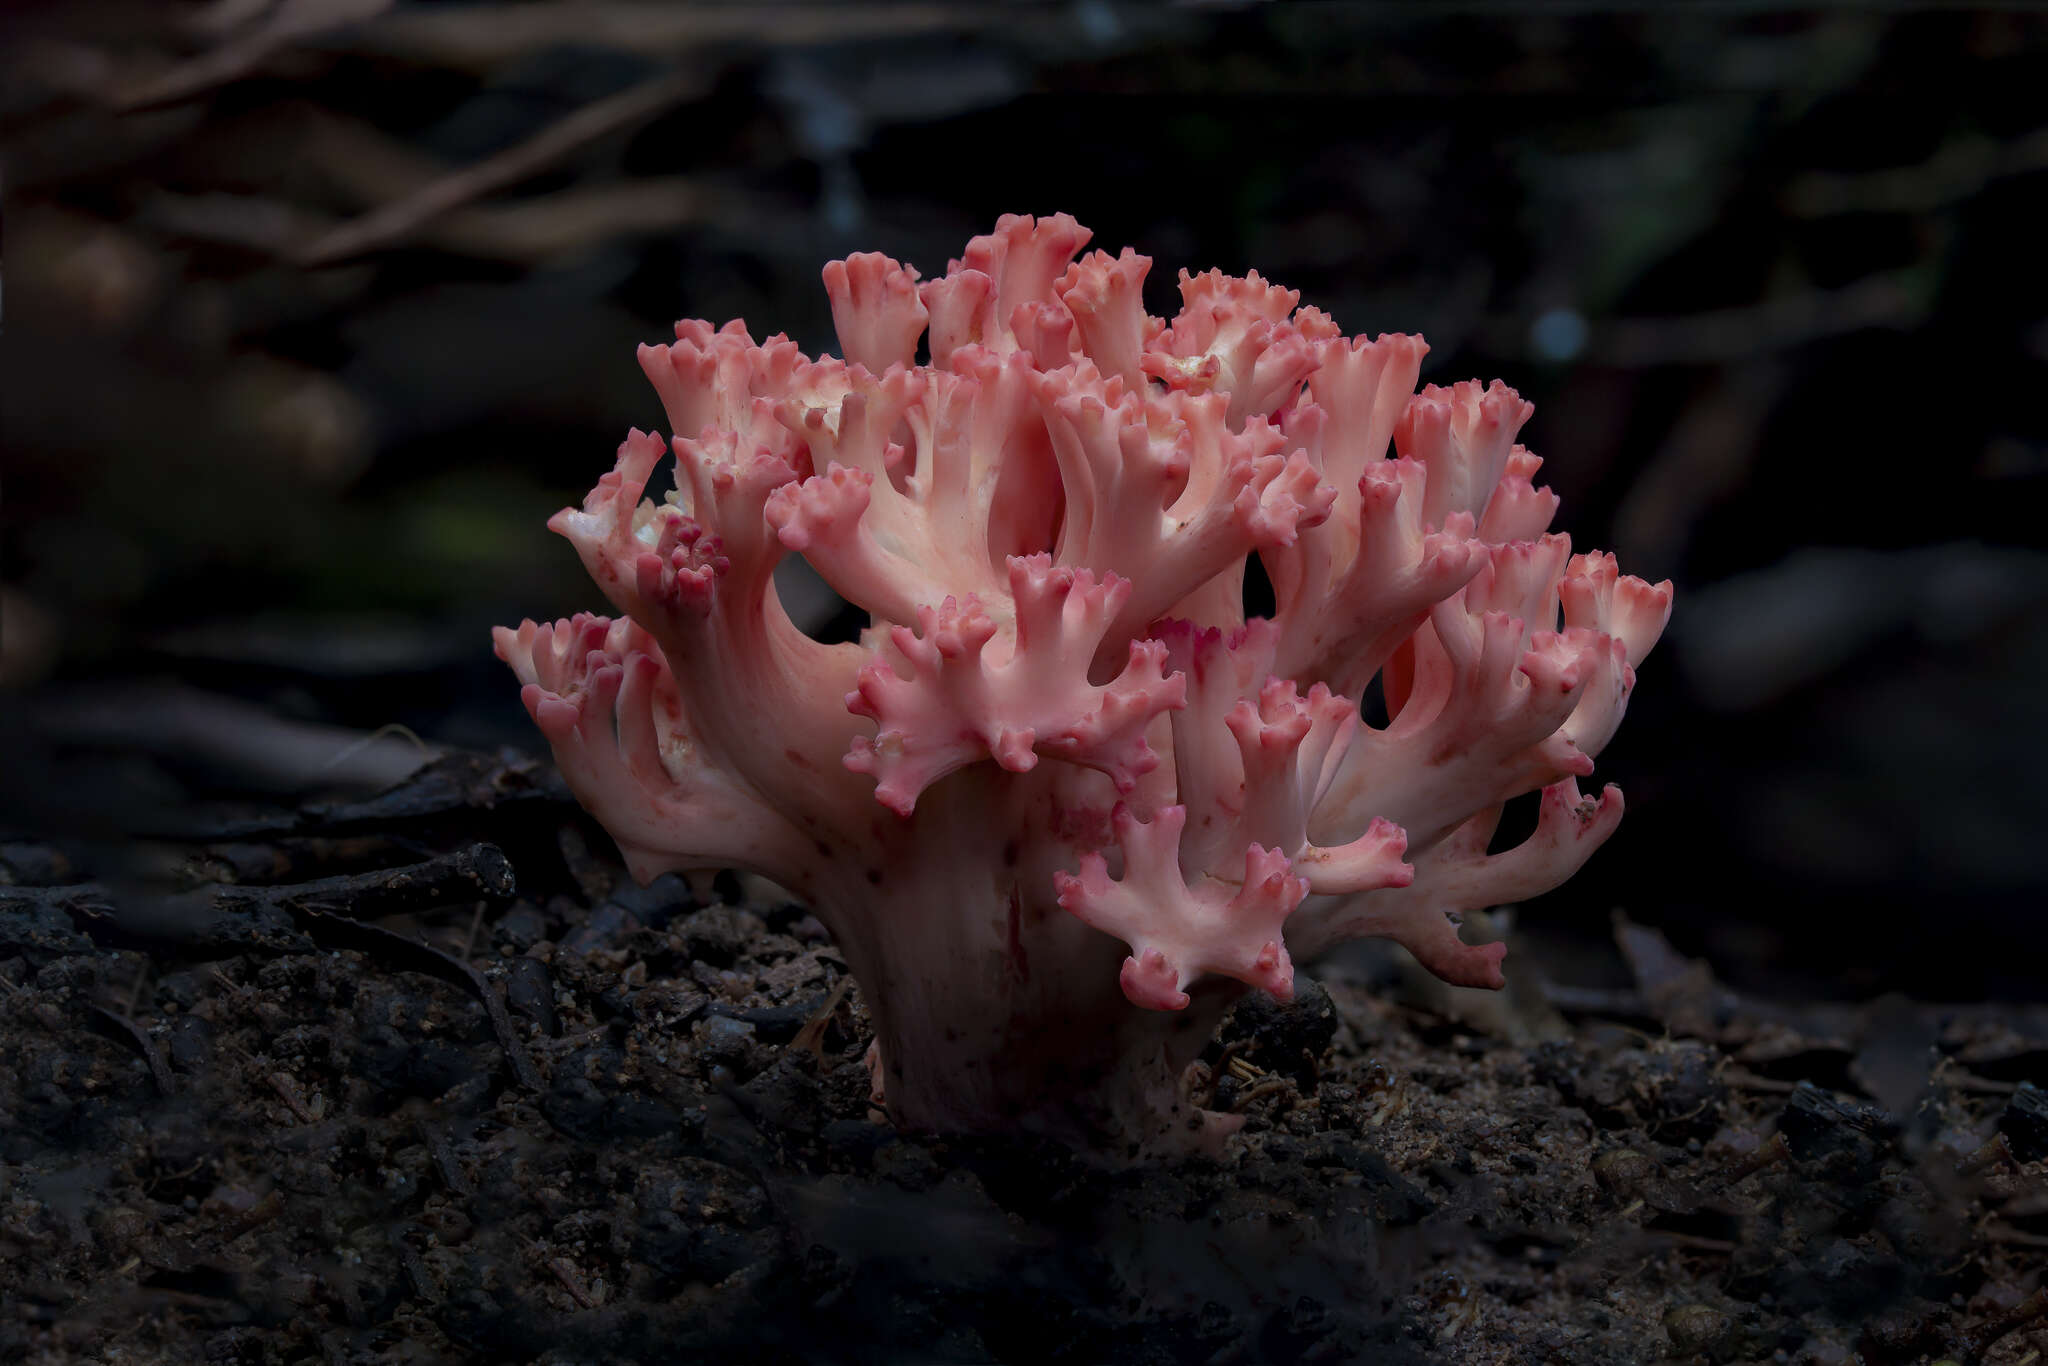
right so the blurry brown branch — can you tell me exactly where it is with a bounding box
[335,2,975,70]
[150,176,734,265]
[1611,362,1788,579]
[427,178,728,261]
[1483,268,1930,369]
[294,102,450,203]
[1589,269,1927,366]
[185,0,287,41]
[135,98,744,265]
[292,67,709,265]
[31,684,437,795]
[115,0,396,111]
[1786,125,2048,218]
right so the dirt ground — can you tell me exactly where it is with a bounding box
[4,753,2045,1365]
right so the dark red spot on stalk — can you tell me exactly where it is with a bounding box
[1006,886,1030,984]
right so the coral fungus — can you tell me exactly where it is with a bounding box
[496,215,1671,1153]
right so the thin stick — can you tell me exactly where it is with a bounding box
[294,67,705,266]
[116,0,396,111]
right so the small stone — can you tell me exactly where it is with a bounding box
[1663,1303,1731,1356]
[696,1015,758,1069]
[1592,1147,1658,1195]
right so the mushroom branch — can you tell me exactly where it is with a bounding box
[494,213,1673,1153]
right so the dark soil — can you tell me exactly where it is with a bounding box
[4,753,2044,1365]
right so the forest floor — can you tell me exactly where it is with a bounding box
[3,752,2045,1366]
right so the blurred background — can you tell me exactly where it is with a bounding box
[3,1,2043,1000]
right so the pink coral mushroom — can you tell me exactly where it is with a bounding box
[494,214,1672,1154]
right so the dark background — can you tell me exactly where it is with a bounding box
[4,1,2044,1001]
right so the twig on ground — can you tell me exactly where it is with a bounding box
[1965,1287,2048,1360]
[546,1256,600,1309]
[172,751,569,842]
[787,977,855,1061]
[288,903,542,1090]
[184,835,430,888]
[460,901,485,962]
[196,844,517,921]
[266,1070,319,1123]
[86,1004,177,1096]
